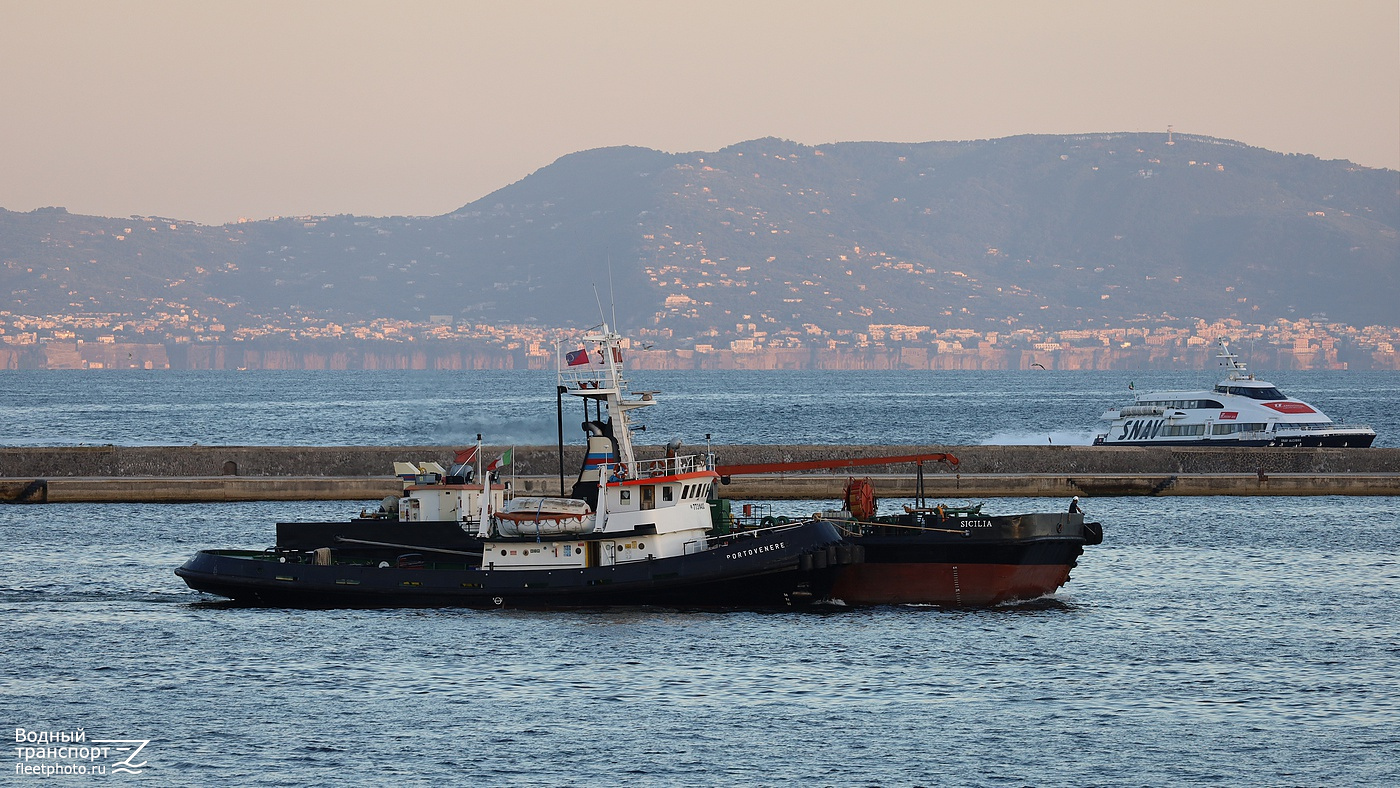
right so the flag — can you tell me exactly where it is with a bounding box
[565,348,590,367]
[453,447,477,465]
[487,448,513,472]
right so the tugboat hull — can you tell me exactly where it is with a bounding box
[177,520,849,609]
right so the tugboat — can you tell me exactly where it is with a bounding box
[175,324,848,608]
[713,460,1103,606]
[1094,339,1375,447]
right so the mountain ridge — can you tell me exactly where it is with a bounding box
[3,132,1396,347]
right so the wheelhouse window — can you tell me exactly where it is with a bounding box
[1214,385,1286,400]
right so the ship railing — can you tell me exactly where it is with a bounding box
[632,453,709,479]
[717,517,819,541]
[1277,423,1374,433]
[559,367,618,391]
[1288,422,1366,433]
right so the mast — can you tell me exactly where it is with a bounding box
[1216,338,1252,381]
[557,323,657,476]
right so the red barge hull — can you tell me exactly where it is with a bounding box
[829,512,1102,606]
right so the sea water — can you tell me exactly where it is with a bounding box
[1,368,1396,447]
[1,371,1398,785]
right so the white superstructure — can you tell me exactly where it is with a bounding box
[479,324,721,570]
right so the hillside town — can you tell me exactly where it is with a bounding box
[1,306,1396,371]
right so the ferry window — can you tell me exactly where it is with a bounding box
[681,484,692,499]
[1212,423,1266,435]
[1228,386,1285,400]
[1157,399,1213,408]
[620,490,631,502]
[662,486,674,502]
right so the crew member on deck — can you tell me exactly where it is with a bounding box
[1069,496,1082,514]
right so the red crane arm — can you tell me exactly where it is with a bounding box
[714,452,959,478]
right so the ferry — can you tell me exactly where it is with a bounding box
[1093,340,1376,448]
[175,324,848,608]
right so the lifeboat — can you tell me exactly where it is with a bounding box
[495,497,594,537]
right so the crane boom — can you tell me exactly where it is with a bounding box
[715,452,959,479]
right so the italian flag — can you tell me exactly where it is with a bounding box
[487,448,513,472]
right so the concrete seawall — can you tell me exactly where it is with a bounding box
[2,445,1396,502]
[3,444,1397,477]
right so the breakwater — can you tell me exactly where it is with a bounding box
[2,445,1397,502]
[2,444,1397,477]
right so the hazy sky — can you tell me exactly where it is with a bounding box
[2,0,1396,225]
